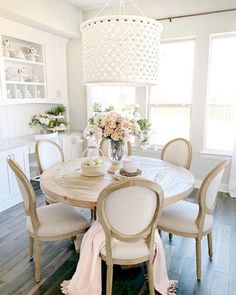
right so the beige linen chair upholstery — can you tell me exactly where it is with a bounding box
[157,160,229,280]
[97,179,164,295]
[8,159,89,283]
[36,139,64,173]
[36,139,64,204]
[99,138,132,157]
[161,138,192,170]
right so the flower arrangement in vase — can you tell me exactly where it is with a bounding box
[83,104,152,162]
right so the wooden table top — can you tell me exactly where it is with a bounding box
[40,156,195,209]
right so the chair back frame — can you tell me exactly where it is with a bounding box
[196,160,229,236]
[161,137,192,170]
[97,179,164,262]
[99,138,132,157]
[35,139,64,174]
[8,159,40,234]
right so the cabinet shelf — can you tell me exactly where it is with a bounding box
[3,57,44,66]
[6,81,45,85]
[0,98,67,105]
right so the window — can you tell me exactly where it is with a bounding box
[205,33,236,152]
[87,86,135,117]
[148,39,195,146]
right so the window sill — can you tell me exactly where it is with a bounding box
[200,150,232,160]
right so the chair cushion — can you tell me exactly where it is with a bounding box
[100,240,149,260]
[26,203,89,237]
[158,201,213,234]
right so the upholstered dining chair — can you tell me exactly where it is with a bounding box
[161,138,192,170]
[97,179,164,295]
[36,139,64,204]
[161,138,193,241]
[99,138,132,157]
[157,160,229,280]
[8,159,90,283]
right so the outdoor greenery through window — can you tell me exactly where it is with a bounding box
[148,38,195,146]
[205,33,236,152]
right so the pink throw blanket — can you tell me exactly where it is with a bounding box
[61,222,173,295]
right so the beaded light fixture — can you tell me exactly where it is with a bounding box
[80,0,163,86]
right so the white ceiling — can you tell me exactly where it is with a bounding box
[67,0,236,13]
[67,0,118,10]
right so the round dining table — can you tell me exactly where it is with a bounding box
[40,156,195,209]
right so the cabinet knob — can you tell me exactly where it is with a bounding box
[56,90,61,98]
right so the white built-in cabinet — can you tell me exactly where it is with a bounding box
[0,134,83,212]
[0,146,29,212]
[45,42,68,101]
[0,17,68,106]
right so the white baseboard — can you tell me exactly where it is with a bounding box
[194,179,229,193]
[0,195,22,213]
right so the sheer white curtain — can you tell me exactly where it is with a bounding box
[229,134,236,198]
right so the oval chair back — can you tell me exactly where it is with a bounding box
[35,139,64,174]
[97,179,164,261]
[196,160,229,233]
[8,159,40,234]
[161,138,192,170]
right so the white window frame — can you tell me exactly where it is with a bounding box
[203,31,236,155]
[147,37,195,148]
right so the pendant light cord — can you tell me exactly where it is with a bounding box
[95,0,113,17]
[95,0,144,17]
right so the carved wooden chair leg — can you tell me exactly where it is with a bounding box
[34,238,41,283]
[195,238,202,280]
[90,208,97,221]
[147,260,155,295]
[29,235,34,261]
[106,264,113,295]
[169,233,173,241]
[207,232,213,259]
[70,236,76,244]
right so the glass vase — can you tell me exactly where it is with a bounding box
[109,139,124,161]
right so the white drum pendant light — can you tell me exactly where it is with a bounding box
[80,0,163,86]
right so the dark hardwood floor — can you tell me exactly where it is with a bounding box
[0,183,235,295]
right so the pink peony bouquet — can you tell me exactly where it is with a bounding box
[83,104,151,148]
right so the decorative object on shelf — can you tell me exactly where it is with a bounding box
[80,0,163,86]
[5,67,19,81]
[83,103,152,172]
[26,90,33,98]
[36,90,41,98]
[81,146,106,176]
[14,48,26,60]
[30,105,68,134]
[17,89,23,99]
[6,89,12,99]
[2,38,15,57]
[26,46,39,62]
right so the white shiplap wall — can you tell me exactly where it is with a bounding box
[0,104,56,139]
